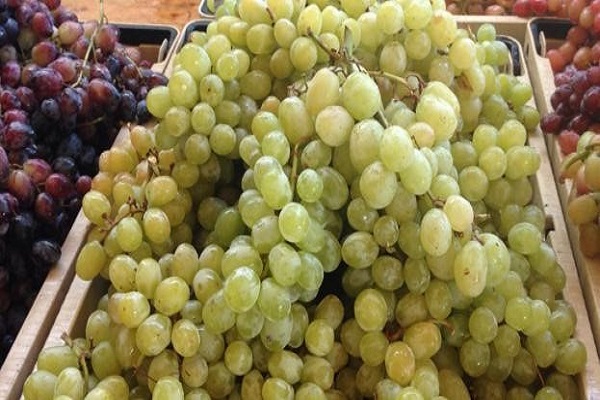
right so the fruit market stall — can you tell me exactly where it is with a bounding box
[0,0,600,399]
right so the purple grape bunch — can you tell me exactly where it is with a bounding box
[0,0,167,363]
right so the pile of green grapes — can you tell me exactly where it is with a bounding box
[22,0,587,399]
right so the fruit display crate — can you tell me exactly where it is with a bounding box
[523,17,600,354]
[0,22,180,400]
[12,30,600,399]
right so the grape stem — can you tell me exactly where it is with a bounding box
[290,142,302,197]
[71,0,109,88]
[98,198,147,242]
[559,150,590,181]
[60,332,91,393]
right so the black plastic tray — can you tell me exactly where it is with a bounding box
[528,17,572,56]
[115,23,179,64]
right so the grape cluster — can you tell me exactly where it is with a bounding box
[23,0,587,399]
[539,13,600,155]
[559,131,600,258]
[0,0,168,365]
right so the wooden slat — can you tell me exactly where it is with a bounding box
[524,17,600,360]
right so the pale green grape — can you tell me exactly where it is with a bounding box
[209,124,237,156]
[454,240,488,297]
[246,23,277,55]
[385,341,416,386]
[449,37,477,70]
[76,240,107,281]
[136,313,172,356]
[153,376,184,400]
[458,166,489,202]
[508,222,542,256]
[376,1,404,35]
[355,288,388,332]
[170,319,201,358]
[480,233,510,287]
[268,350,303,384]
[306,68,340,118]
[341,231,379,269]
[420,208,453,257]
[202,289,236,334]
[289,36,318,72]
[262,377,294,400]
[224,340,253,376]
[425,279,453,320]
[296,169,324,203]
[236,305,265,340]
[223,266,260,312]
[261,312,293,351]
[342,72,383,121]
[261,130,290,165]
[404,29,431,60]
[177,42,211,81]
[399,149,433,195]
[443,194,473,232]
[164,105,191,138]
[191,102,216,136]
[168,70,199,109]
[154,276,189,316]
[257,277,291,321]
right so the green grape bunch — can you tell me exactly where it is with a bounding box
[22,0,587,399]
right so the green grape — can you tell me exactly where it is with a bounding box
[262,377,294,400]
[76,240,107,281]
[223,340,253,376]
[267,350,303,384]
[86,309,111,344]
[223,265,260,313]
[113,291,150,329]
[168,69,199,109]
[273,18,298,49]
[554,338,587,375]
[354,288,387,332]
[146,85,173,119]
[289,36,318,72]
[449,37,476,70]
[404,28,431,61]
[479,232,511,288]
[296,382,328,399]
[305,68,340,118]
[198,326,225,363]
[153,376,184,400]
[399,149,433,195]
[453,240,488,297]
[203,289,236,334]
[420,208,453,257]
[142,208,171,245]
[53,367,84,399]
[261,312,293,351]
[459,338,490,378]
[154,276,189,316]
[505,297,532,332]
[241,369,265,400]
[296,169,324,203]
[181,354,208,388]
[108,254,137,293]
[403,257,429,294]
[257,277,291,321]
[170,318,201,358]
[458,166,489,202]
[468,307,498,345]
[508,222,542,255]
[136,313,172,356]
[177,42,211,80]
[205,361,236,398]
[425,279,452,320]
[442,194,473,233]
[341,231,379,269]
[403,321,442,360]
[90,341,120,380]
[341,72,383,121]
[359,161,398,209]
[191,102,216,136]
[82,190,111,226]
[385,341,416,386]
[305,319,335,357]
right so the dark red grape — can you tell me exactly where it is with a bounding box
[530,0,548,14]
[11,212,36,244]
[29,67,64,100]
[23,158,52,185]
[51,156,77,179]
[512,0,531,16]
[550,85,572,109]
[44,172,74,199]
[75,174,91,195]
[571,71,590,94]
[31,40,58,66]
[15,86,38,113]
[48,55,77,83]
[42,0,60,10]
[31,12,54,38]
[581,86,600,116]
[4,109,28,125]
[34,192,56,222]
[94,24,119,55]
[2,60,21,88]
[7,170,35,207]
[541,112,564,134]
[119,89,137,122]
[87,78,120,111]
[3,121,34,150]
[568,114,592,133]
[0,147,9,184]
[15,3,33,26]
[69,35,88,59]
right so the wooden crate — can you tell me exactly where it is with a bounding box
[524,17,600,357]
[0,23,180,400]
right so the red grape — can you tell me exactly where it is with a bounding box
[23,158,52,185]
[558,130,580,154]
